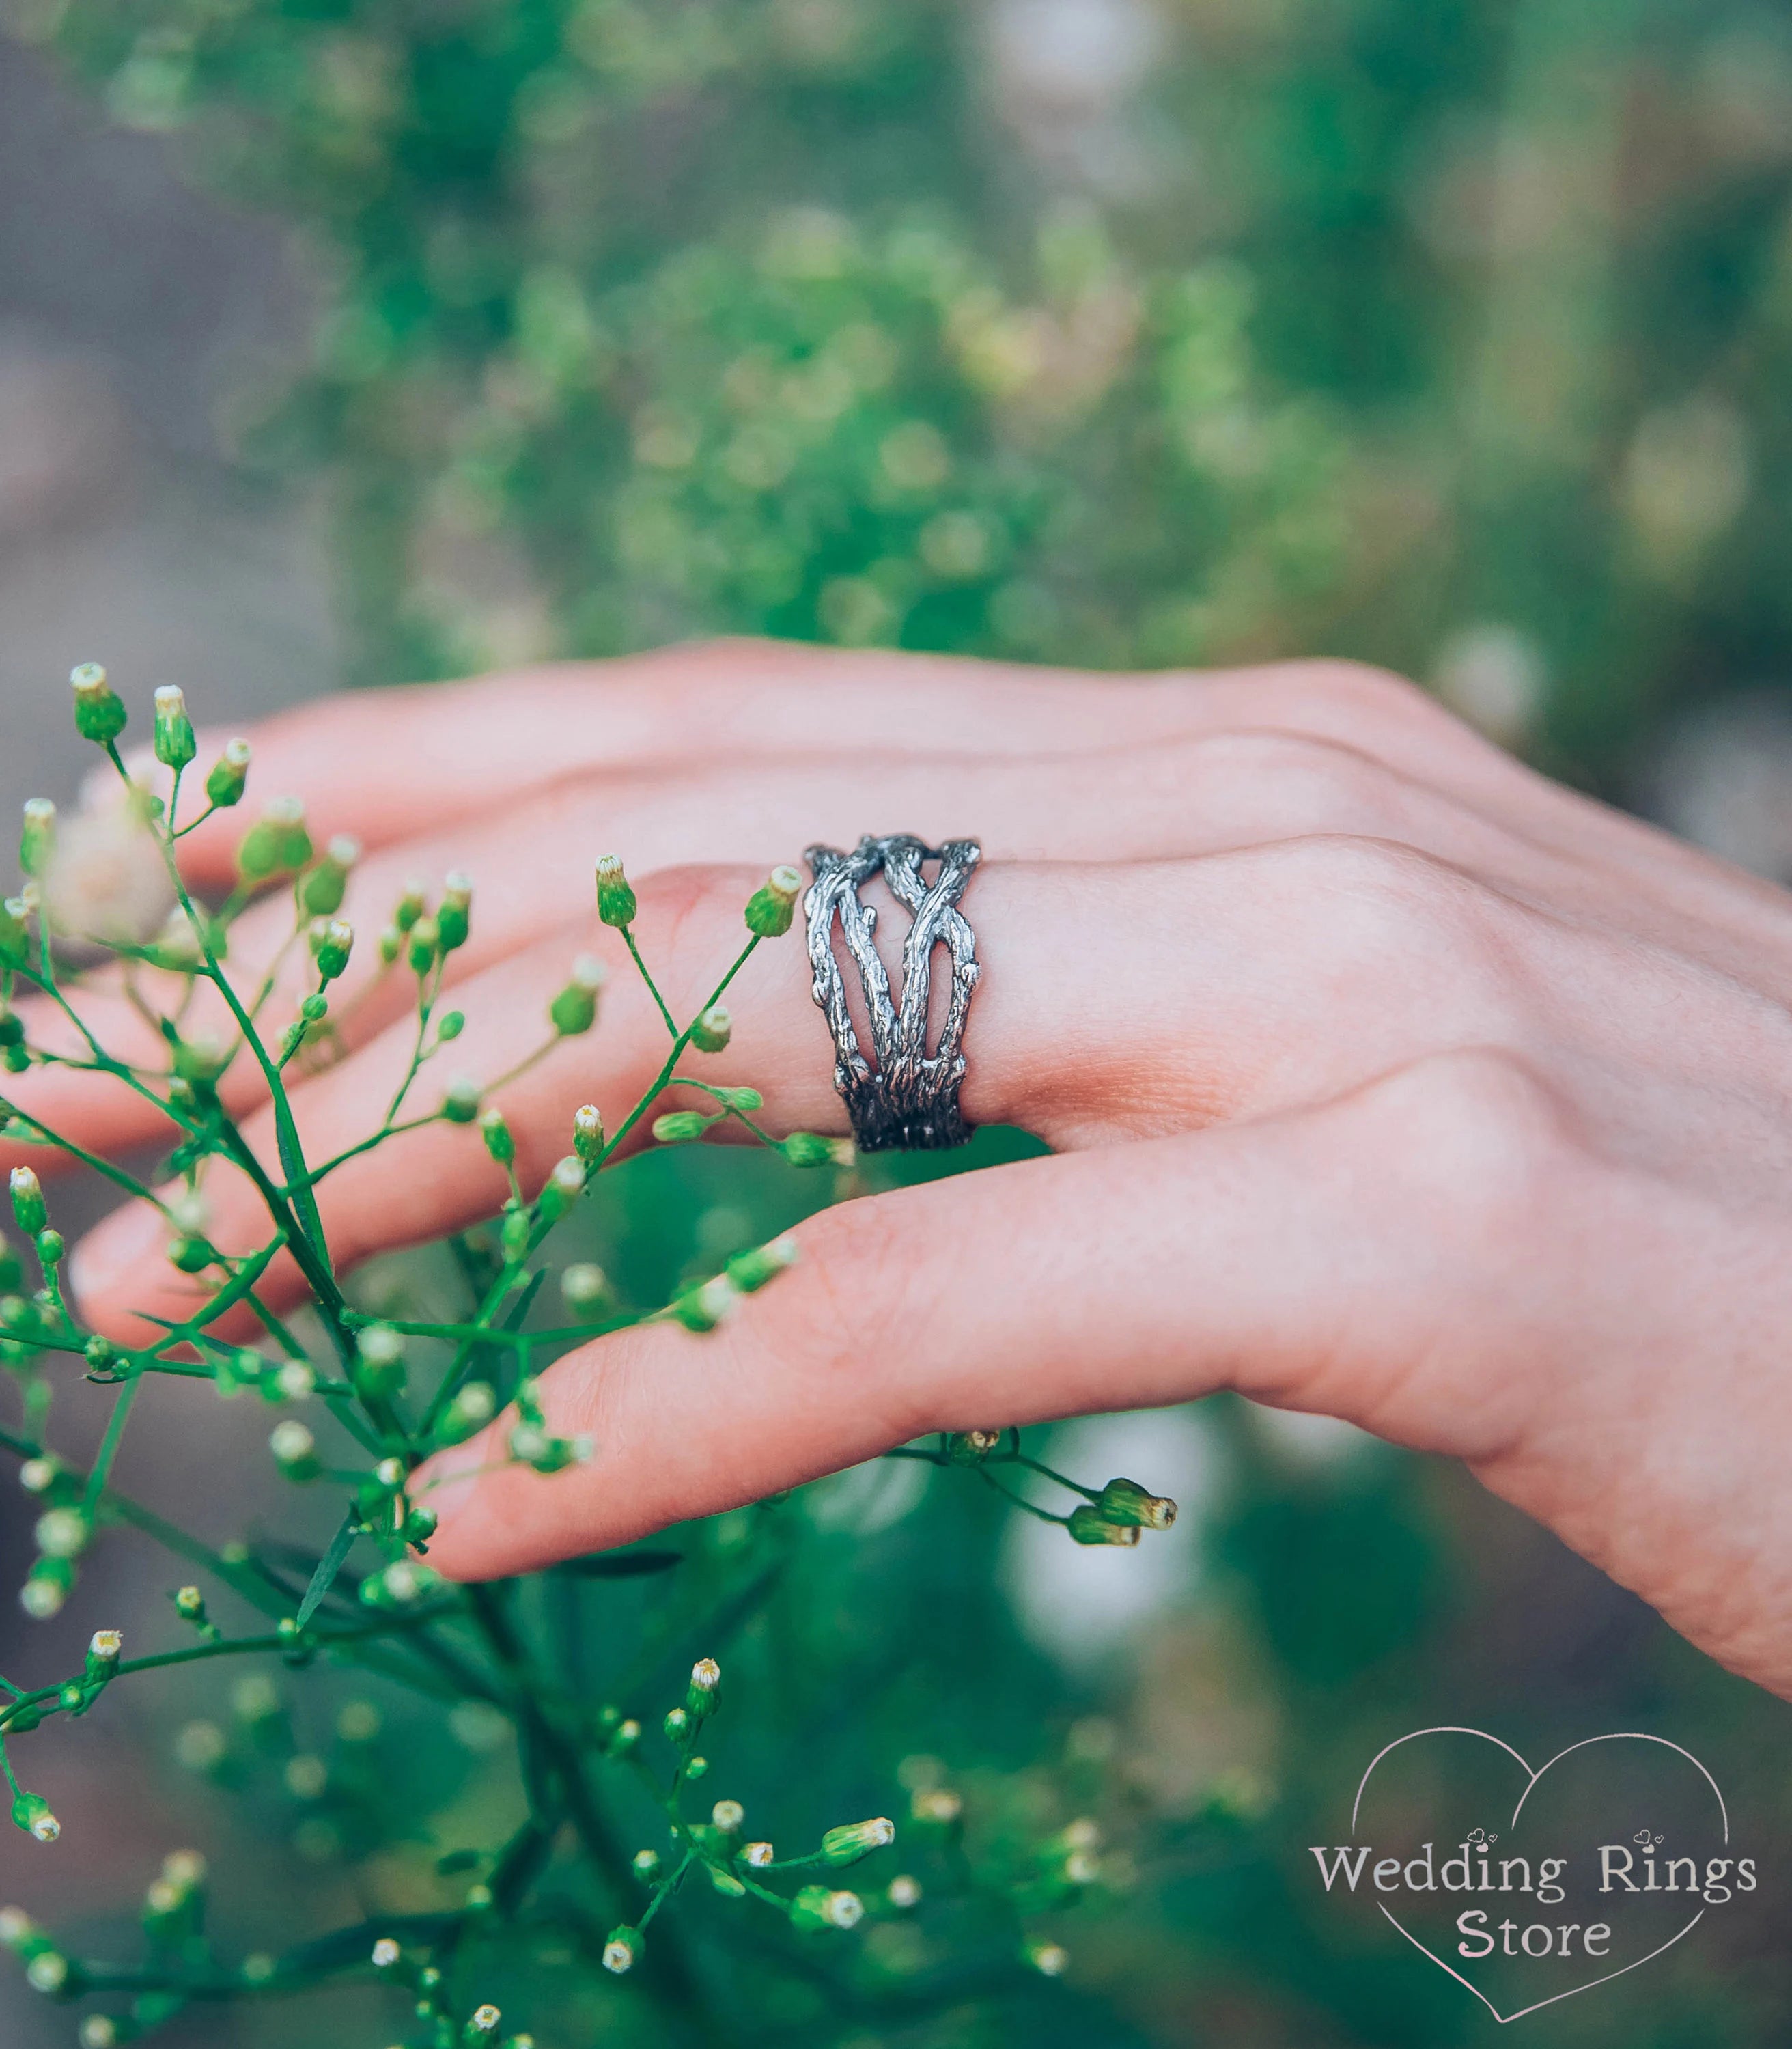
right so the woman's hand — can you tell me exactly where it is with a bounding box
[14,640,1792,1697]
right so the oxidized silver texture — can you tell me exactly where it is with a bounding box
[804,834,982,1151]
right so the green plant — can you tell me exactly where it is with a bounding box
[0,669,1181,2048]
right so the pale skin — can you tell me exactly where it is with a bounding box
[10,641,1792,1697]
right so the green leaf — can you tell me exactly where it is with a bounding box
[296,1511,360,1632]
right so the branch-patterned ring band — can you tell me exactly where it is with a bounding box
[802,833,983,1152]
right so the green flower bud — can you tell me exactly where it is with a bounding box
[355,1324,406,1400]
[19,800,55,879]
[298,835,359,917]
[791,1885,863,1932]
[436,1009,465,1042]
[690,1004,732,1053]
[1066,1504,1141,1547]
[359,1560,442,1609]
[594,853,636,928]
[479,1108,514,1168]
[10,1792,59,1843]
[499,1208,531,1263]
[174,1585,208,1625]
[572,1102,604,1167]
[9,1168,46,1237]
[436,872,472,953]
[309,918,354,983]
[444,1381,497,1438]
[70,663,126,746]
[724,1235,798,1293]
[663,1705,690,1744]
[441,1076,481,1124]
[404,1505,438,1546]
[821,1817,896,1866]
[0,897,31,969]
[652,1110,717,1145]
[535,1155,587,1227]
[300,992,328,1024]
[204,738,251,809]
[168,1235,214,1276]
[152,686,197,771]
[602,1927,639,1974]
[407,916,440,976]
[237,799,311,882]
[34,1229,62,1269]
[1094,1477,1177,1531]
[549,954,606,1036]
[0,1002,21,1048]
[270,1420,319,1481]
[1,1292,43,1339]
[781,1131,839,1169]
[671,1273,736,1333]
[687,1656,721,1720]
[744,864,803,938]
[947,1428,1003,1465]
[83,1628,122,1689]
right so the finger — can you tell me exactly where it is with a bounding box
[72,799,1775,1342]
[413,1053,1550,1578]
[10,723,1555,1190]
[143,640,1230,888]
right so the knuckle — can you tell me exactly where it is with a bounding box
[1250,657,1439,730]
[1233,832,1532,1029]
[1191,728,1411,838]
[1360,1046,1582,1231]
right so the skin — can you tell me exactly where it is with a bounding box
[12,639,1792,1697]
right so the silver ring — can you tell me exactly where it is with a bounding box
[803,834,982,1152]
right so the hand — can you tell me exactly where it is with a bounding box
[16,641,1792,1699]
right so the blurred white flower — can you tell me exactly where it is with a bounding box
[40,799,172,945]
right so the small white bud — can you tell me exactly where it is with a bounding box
[711,1799,744,1834]
[19,1576,65,1620]
[371,1936,402,1969]
[825,1890,863,1929]
[742,1841,774,1867]
[1028,1939,1069,1976]
[690,1657,720,1693]
[33,1507,88,1559]
[277,1361,316,1402]
[88,1629,122,1662]
[269,1420,315,1464]
[561,1261,607,1308]
[26,1949,67,1991]
[468,2004,501,2034]
[888,1874,921,1908]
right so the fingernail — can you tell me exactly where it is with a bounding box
[70,1201,165,1305]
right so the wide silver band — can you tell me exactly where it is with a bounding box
[803,834,982,1152]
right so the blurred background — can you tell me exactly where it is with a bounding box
[1,0,1791,2043]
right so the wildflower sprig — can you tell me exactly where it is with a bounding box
[0,670,1179,2046]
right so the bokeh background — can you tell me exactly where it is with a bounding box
[2,1,1792,2043]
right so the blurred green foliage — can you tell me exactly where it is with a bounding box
[18,0,1792,787]
[7,0,1792,2040]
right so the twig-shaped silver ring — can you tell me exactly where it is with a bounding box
[803,834,982,1151]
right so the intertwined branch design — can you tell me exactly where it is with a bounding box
[803,834,981,1151]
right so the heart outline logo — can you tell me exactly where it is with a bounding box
[1350,1727,1729,2024]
